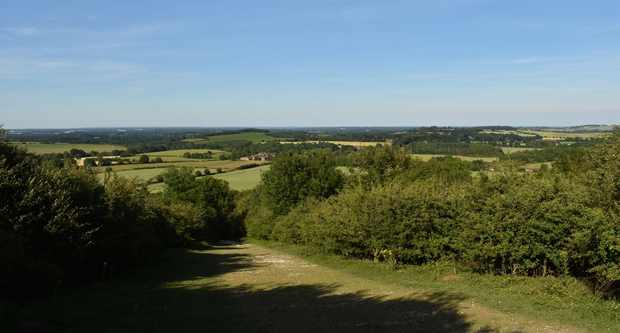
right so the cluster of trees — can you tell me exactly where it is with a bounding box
[183,151,214,159]
[243,142,620,296]
[0,131,241,300]
[160,167,243,242]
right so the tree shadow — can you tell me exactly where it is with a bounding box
[15,245,521,333]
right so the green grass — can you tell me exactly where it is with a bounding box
[9,142,126,154]
[212,165,270,190]
[148,165,270,192]
[411,154,499,162]
[252,239,620,333]
[183,131,276,144]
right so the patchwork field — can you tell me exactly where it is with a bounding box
[9,142,126,154]
[411,154,499,162]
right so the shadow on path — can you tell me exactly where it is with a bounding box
[17,245,519,333]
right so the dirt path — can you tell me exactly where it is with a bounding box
[27,243,587,333]
[200,243,584,333]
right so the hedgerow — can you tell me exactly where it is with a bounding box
[247,141,620,296]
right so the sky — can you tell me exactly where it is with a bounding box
[1,0,619,128]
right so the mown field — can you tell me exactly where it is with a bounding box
[9,142,126,154]
[183,131,276,144]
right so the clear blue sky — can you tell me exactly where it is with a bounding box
[1,0,619,128]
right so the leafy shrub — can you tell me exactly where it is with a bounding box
[287,182,467,264]
[261,150,344,215]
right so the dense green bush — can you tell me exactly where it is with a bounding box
[271,182,467,264]
[351,145,411,185]
[261,150,344,215]
[162,167,243,241]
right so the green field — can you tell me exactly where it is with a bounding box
[9,142,126,154]
[183,131,275,144]
[212,165,270,190]
[411,154,499,162]
[148,165,270,192]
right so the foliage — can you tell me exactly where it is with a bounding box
[162,167,242,241]
[0,138,240,301]
[261,150,344,215]
[245,134,620,296]
[351,145,412,185]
